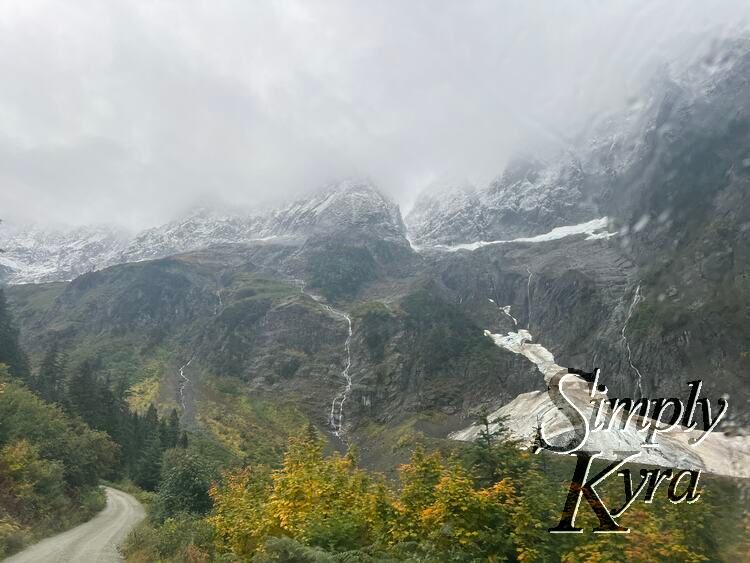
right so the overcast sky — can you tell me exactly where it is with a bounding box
[0,1,747,230]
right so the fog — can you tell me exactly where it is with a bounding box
[0,1,747,229]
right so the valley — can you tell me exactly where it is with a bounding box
[1,35,750,561]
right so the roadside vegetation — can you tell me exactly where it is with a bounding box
[0,371,113,557]
[121,416,748,562]
[0,287,190,557]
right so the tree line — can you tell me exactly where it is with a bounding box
[0,287,187,491]
[30,342,188,490]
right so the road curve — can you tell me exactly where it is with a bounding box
[5,487,145,563]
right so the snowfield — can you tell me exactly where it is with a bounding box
[418,217,617,252]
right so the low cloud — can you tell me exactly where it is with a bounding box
[0,0,747,228]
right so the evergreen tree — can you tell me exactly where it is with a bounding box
[94,378,125,445]
[66,361,98,426]
[153,449,214,522]
[144,404,159,433]
[0,288,30,380]
[464,410,522,487]
[35,343,65,403]
[166,409,180,449]
[177,431,188,449]
[159,418,169,450]
[125,412,144,477]
[134,430,162,491]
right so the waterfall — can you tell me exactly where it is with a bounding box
[178,357,194,413]
[326,306,353,436]
[621,283,644,399]
[526,267,533,329]
[179,285,224,418]
[293,278,354,437]
[214,288,223,315]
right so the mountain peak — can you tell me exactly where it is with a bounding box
[272,178,405,239]
[1,178,409,284]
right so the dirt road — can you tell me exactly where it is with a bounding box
[5,487,145,562]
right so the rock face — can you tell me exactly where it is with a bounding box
[4,41,750,475]
[401,41,750,428]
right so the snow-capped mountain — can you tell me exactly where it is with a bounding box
[406,157,599,246]
[0,223,130,284]
[404,183,483,246]
[117,208,269,265]
[0,180,406,284]
[405,40,750,247]
[267,179,405,240]
[4,42,749,285]
[4,38,750,487]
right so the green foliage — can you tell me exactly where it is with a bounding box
[0,369,117,489]
[0,368,113,557]
[202,429,747,563]
[0,440,66,524]
[3,282,66,324]
[198,378,309,465]
[63,334,162,391]
[209,432,516,560]
[218,297,273,333]
[463,411,525,488]
[206,274,299,378]
[209,430,389,559]
[166,409,180,449]
[32,343,66,404]
[401,288,496,374]
[0,289,30,380]
[629,298,689,337]
[122,513,214,562]
[134,410,163,491]
[307,243,378,301]
[252,537,338,562]
[277,350,304,379]
[152,449,215,523]
[32,337,187,491]
[354,302,393,362]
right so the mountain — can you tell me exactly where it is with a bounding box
[266,179,406,240]
[406,156,599,246]
[3,42,750,483]
[0,180,407,284]
[405,42,750,248]
[0,223,130,284]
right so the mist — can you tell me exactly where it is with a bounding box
[0,0,747,230]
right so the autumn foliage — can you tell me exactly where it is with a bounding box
[209,429,551,560]
[205,424,730,562]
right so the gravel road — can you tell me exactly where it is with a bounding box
[5,487,145,563]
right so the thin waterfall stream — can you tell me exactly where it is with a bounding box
[293,279,354,437]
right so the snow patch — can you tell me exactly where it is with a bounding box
[428,217,617,252]
[483,329,564,382]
